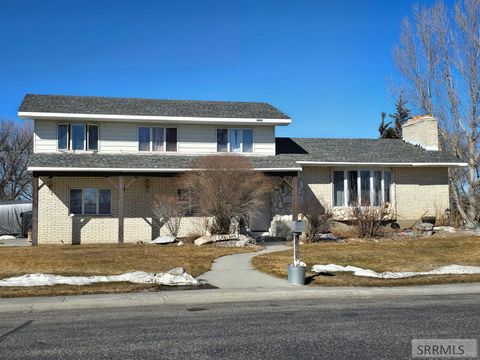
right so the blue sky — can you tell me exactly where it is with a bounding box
[0,0,442,138]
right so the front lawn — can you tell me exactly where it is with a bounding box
[252,236,480,286]
[0,244,254,297]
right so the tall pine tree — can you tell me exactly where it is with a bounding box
[389,93,411,138]
[378,93,411,139]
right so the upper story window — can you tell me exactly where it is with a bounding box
[217,128,253,153]
[58,124,98,151]
[333,170,392,207]
[139,127,177,152]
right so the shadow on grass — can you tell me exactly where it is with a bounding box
[305,272,335,285]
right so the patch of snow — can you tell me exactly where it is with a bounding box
[0,235,15,240]
[0,267,199,287]
[311,264,480,279]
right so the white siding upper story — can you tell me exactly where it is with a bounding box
[33,119,276,155]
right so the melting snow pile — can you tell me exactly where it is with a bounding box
[311,264,480,279]
[0,267,199,287]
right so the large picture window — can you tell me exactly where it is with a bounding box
[139,127,177,152]
[57,124,98,151]
[216,128,254,153]
[333,170,392,207]
[69,189,111,215]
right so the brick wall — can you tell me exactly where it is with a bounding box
[300,166,449,223]
[402,116,439,151]
[37,176,206,244]
[393,167,449,222]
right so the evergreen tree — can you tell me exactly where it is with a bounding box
[378,112,390,138]
[389,93,411,138]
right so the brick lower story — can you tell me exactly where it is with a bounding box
[37,175,210,244]
[36,166,451,244]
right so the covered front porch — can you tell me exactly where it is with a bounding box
[31,171,301,245]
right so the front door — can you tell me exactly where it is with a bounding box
[249,193,271,232]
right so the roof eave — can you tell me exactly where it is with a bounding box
[18,111,291,126]
[27,166,302,172]
[296,161,468,167]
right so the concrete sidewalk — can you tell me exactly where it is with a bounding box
[200,243,291,288]
[0,282,479,313]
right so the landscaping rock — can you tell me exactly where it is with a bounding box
[177,241,184,246]
[194,235,214,246]
[235,235,256,247]
[0,235,15,241]
[399,229,415,237]
[152,235,176,244]
[314,233,338,242]
[433,226,456,233]
[415,222,434,231]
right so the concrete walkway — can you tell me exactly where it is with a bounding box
[200,243,292,289]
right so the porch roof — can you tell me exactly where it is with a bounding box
[28,137,464,173]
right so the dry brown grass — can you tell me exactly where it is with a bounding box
[252,236,480,287]
[0,244,254,297]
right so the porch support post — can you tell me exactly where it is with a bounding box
[291,174,298,222]
[31,175,39,246]
[118,175,125,244]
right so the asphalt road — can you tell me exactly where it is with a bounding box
[0,294,478,359]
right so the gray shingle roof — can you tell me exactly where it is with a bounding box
[28,137,462,172]
[279,138,461,163]
[19,94,290,119]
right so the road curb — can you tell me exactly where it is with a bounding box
[0,282,479,313]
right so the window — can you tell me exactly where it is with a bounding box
[139,127,177,152]
[57,124,98,151]
[178,189,194,216]
[69,189,111,215]
[230,129,241,153]
[166,128,177,152]
[139,127,150,151]
[58,124,69,150]
[360,171,370,206]
[152,127,164,151]
[384,171,392,203]
[98,189,111,215]
[333,171,344,207]
[71,124,85,150]
[243,129,253,153]
[217,129,228,152]
[348,171,358,206]
[333,170,392,207]
[372,171,382,206]
[87,125,98,150]
[216,128,254,153]
[69,189,82,214]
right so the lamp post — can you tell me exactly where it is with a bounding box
[288,220,306,285]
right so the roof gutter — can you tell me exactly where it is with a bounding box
[296,161,468,167]
[28,166,303,173]
[18,111,291,126]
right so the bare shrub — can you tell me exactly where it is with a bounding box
[300,196,332,242]
[182,155,273,234]
[435,206,451,226]
[152,194,184,238]
[350,204,391,238]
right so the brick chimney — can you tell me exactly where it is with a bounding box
[401,115,439,151]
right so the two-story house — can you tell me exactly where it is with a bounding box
[19,94,465,245]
